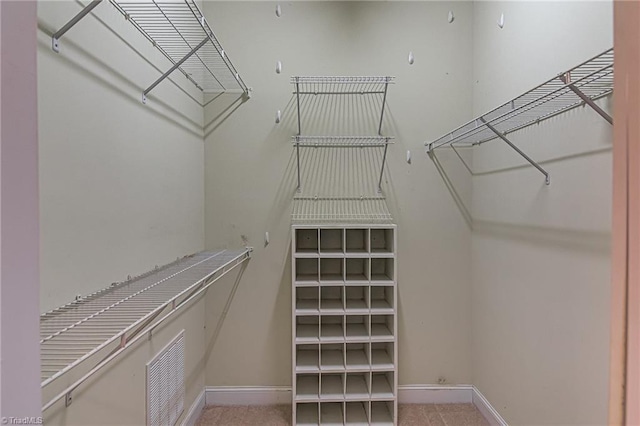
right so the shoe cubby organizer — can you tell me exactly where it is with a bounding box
[292,225,397,425]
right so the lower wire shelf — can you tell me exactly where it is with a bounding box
[41,248,251,410]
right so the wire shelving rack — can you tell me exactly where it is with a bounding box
[291,77,396,223]
[426,48,613,184]
[41,249,251,411]
[51,0,249,104]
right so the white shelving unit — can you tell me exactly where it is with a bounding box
[292,225,397,425]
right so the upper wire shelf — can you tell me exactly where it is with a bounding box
[291,76,394,95]
[426,48,613,185]
[110,0,248,101]
[427,48,613,151]
[293,136,394,148]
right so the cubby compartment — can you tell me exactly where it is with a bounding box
[297,344,320,372]
[296,258,319,284]
[370,315,394,341]
[321,374,344,400]
[297,374,320,401]
[320,258,344,282]
[345,343,369,371]
[370,286,394,313]
[320,287,343,313]
[345,229,368,253]
[371,371,394,399]
[320,402,344,425]
[296,228,319,254]
[320,344,344,371]
[370,400,394,425]
[320,229,344,254]
[370,228,394,254]
[297,316,320,342]
[346,401,369,425]
[320,316,344,341]
[370,342,394,370]
[345,315,369,341]
[370,257,394,282]
[297,287,320,314]
[345,286,368,311]
[346,372,370,400]
[345,258,369,282]
[296,402,319,426]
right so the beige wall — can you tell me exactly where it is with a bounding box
[37,1,205,313]
[202,1,475,387]
[469,2,613,425]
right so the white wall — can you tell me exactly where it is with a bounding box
[38,1,205,313]
[469,2,613,424]
[202,1,475,388]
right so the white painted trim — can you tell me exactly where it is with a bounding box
[181,389,205,426]
[472,386,508,426]
[201,384,507,426]
[205,386,292,405]
[398,385,473,404]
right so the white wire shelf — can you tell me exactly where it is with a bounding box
[426,48,613,185]
[110,0,248,99]
[293,136,394,148]
[40,249,250,388]
[427,48,613,150]
[291,76,394,95]
[292,197,393,224]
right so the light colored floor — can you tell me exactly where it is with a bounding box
[196,403,490,426]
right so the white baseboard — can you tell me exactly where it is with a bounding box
[199,384,507,426]
[398,385,473,404]
[205,386,291,405]
[472,386,508,426]
[181,389,206,426]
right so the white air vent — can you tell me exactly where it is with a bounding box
[147,330,185,426]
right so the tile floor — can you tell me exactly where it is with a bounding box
[196,403,490,426]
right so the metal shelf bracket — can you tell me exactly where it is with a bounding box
[480,118,551,185]
[142,37,209,104]
[51,0,103,53]
[560,72,613,124]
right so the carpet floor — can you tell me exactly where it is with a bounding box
[196,403,490,425]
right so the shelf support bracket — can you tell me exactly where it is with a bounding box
[52,0,103,53]
[378,140,389,193]
[560,72,613,125]
[142,36,209,104]
[378,78,389,136]
[295,79,302,192]
[480,117,551,185]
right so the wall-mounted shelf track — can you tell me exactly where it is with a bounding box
[41,248,251,412]
[426,48,613,185]
[292,225,398,425]
[51,0,249,103]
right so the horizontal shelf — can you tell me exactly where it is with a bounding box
[292,76,394,95]
[292,198,393,224]
[293,136,394,148]
[427,48,613,150]
[111,0,247,97]
[40,249,251,385]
